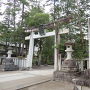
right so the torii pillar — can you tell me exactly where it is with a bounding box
[26,31,34,69]
[88,18,90,68]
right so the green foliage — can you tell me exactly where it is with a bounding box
[0,23,11,42]
[41,37,54,64]
[17,56,24,59]
[29,13,49,27]
[51,0,90,59]
[73,36,88,59]
[24,7,50,27]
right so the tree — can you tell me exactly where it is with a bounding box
[48,0,90,59]
[0,0,29,56]
[24,7,49,27]
[0,23,9,55]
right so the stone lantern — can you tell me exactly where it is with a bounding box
[7,47,13,58]
[62,39,78,72]
[0,47,19,71]
[65,39,74,60]
[53,39,79,82]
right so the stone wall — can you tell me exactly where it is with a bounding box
[72,69,90,90]
[53,71,81,82]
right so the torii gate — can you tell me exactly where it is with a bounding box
[25,16,72,70]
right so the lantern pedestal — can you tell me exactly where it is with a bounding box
[61,60,78,72]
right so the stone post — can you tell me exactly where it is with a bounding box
[58,54,61,71]
[7,47,13,58]
[81,61,84,71]
[87,60,89,69]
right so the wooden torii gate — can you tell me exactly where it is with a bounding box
[25,16,72,70]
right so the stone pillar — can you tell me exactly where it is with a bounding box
[54,30,60,71]
[87,60,89,69]
[58,54,61,71]
[81,60,84,71]
[26,32,34,69]
[7,47,13,58]
[88,18,90,68]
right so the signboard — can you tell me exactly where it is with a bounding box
[39,24,45,36]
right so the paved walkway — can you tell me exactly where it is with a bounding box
[0,65,53,90]
[0,65,74,90]
[0,69,53,83]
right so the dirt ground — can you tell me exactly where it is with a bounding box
[20,80,74,90]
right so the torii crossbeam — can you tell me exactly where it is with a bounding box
[24,16,72,32]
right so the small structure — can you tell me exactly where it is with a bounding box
[54,39,79,82]
[0,47,19,71]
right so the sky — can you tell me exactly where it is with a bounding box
[0,0,52,21]
[0,0,7,12]
[0,0,51,14]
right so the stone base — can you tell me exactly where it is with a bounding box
[0,64,19,71]
[61,67,78,72]
[53,71,81,82]
[72,69,90,90]
[0,58,19,71]
[73,85,90,90]
[62,60,78,72]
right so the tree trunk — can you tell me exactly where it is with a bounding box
[18,43,21,56]
[76,0,84,48]
[21,3,25,56]
[38,39,42,66]
[13,0,18,56]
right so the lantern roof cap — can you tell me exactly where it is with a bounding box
[65,38,74,45]
[7,47,13,50]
